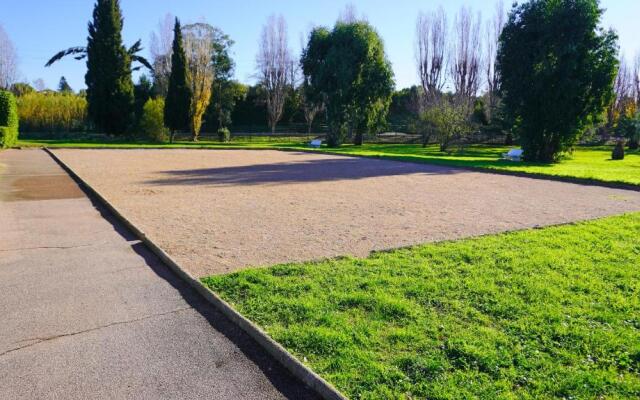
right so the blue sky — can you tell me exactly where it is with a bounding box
[2,0,639,91]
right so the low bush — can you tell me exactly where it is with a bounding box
[17,92,87,133]
[217,127,231,142]
[139,98,168,142]
[0,90,19,148]
[612,140,625,160]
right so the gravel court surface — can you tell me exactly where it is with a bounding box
[52,148,640,277]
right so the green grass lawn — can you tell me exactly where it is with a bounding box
[304,144,640,187]
[203,213,640,399]
[18,138,640,187]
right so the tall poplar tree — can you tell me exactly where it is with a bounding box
[85,0,135,135]
[164,18,192,142]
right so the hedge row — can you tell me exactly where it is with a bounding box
[0,90,19,148]
[17,92,87,133]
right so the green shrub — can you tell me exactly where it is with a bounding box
[139,98,168,142]
[217,127,231,142]
[17,92,87,133]
[0,90,19,148]
[616,112,640,150]
[611,140,625,160]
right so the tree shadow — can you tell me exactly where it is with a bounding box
[146,155,465,187]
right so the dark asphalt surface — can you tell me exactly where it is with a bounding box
[0,149,318,399]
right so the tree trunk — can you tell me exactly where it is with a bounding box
[504,133,513,146]
[354,131,363,146]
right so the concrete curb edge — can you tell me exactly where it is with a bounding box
[43,148,348,400]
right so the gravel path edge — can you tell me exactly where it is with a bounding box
[44,148,348,400]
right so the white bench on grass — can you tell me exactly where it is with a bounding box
[502,148,523,161]
[309,139,322,148]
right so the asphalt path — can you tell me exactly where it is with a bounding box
[0,149,318,400]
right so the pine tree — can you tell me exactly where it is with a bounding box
[164,18,192,143]
[85,0,135,135]
[58,76,73,93]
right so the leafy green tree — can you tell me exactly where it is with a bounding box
[206,80,246,130]
[134,74,153,126]
[207,31,236,130]
[498,0,618,162]
[302,22,394,147]
[58,76,73,93]
[45,0,150,135]
[164,18,192,142]
[421,97,474,152]
[230,84,266,127]
[616,112,640,149]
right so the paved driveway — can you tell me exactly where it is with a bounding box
[0,149,317,399]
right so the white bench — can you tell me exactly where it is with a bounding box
[309,139,322,148]
[502,148,523,161]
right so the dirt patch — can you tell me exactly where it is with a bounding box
[0,150,83,202]
[52,149,640,277]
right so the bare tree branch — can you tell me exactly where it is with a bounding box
[485,0,505,120]
[257,15,293,134]
[633,53,640,107]
[450,7,483,111]
[0,24,18,89]
[149,13,174,96]
[416,7,448,107]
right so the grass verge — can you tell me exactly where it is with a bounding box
[203,213,640,399]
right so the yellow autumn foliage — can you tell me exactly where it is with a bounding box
[17,92,88,132]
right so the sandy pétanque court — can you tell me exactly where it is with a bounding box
[51,148,640,277]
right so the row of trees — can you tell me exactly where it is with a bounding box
[145,8,394,145]
[2,0,633,162]
[413,3,506,150]
[412,0,623,162]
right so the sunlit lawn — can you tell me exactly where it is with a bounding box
[203,213,640,399]
[304,143,640,187]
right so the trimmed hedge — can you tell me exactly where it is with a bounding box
[0,90,19,148]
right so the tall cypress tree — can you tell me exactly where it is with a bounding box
[85,0,134,135]
[164,18,192,143]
